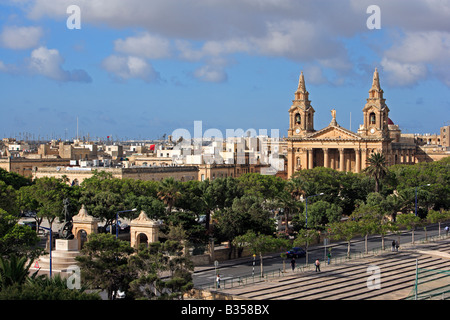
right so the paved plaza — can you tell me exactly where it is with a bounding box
[205,239,450,300]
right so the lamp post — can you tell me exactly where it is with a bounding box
[305,193,324,229]
[116,208,137,239]
[415,184,430,216]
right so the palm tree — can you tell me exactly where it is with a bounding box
[274,191,303,235]
[157,177,181,214]
[287,179,305,201]
[198,180,216,235]
[0,254,38,290]
[364,152,388,193]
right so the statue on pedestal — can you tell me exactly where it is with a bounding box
[59,198,74,240]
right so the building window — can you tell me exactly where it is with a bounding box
[295,113,301,125]
[369,112,376,125]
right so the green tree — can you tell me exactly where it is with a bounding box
[0,271,100,300]
[0,254,38,290]
[364,152,388,193]
[291,166,370,215]
[0,181,18,216]
[124,194,166,221]
[352,206,381,254]
[238,173,286,199]
[0,168,32,190]
[21,177,74,239]
[215,195,276,258]
[128,239,194,300]
[75,233,135,300]
[390,158,449,212]
[298,200,342,230]
[157,177,182,214]
[178,179,219,235]
[427,210,450,237]
[79,173,133,231]
[352,193,398,251]
[329,220,360,258]
[272,190,304,235]
[81,190,125,232]
[396,213,422,244]
[16,185,43,231]
[293,228,320,265]
[233,231,288,277]
[0,209,41,259]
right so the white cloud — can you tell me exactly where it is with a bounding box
[102,55,159,82]
[303,65,327,85]
[380,31,450,86]
[0,25,43,50]
[380,58,427,86]
[193,65,227,83]
[28,46,92,82]
[114,32,172,59]
[384,31,450,64]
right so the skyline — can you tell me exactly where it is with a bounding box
[0,1,449,141]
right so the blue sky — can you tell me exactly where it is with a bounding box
[0,0,449,141]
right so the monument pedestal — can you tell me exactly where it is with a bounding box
[31,239,80,276]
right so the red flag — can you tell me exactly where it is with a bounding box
[149,144,155,151]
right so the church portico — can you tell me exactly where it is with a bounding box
[289,145,366,174]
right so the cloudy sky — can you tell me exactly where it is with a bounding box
[0,0,449,141]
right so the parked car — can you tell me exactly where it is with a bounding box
[286,247,306,259]
[18,220,37,231]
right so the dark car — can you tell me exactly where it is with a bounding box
[18,220,37,231]
[105,222,130,234]
[286,247,306,259]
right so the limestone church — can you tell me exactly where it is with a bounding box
[286,68,416,178]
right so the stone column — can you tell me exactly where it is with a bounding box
[339,148,345,172]
[308,148,314,169]
[330,150,335,170]
[355,148,361,173]
[323,148,329,168]
[361,148,368,171]
[287,147,294,178]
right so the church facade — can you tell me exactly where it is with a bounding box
[286,69,416,179]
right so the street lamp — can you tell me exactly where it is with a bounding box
[305,193,324,229]
[415,184,430,216]
[116,208,137,239]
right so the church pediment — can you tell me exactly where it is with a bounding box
[306,125,361,141]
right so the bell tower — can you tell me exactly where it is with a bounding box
[288,71,315,137]
[359,68,390,138]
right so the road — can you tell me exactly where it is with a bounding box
[193,222,450,289]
